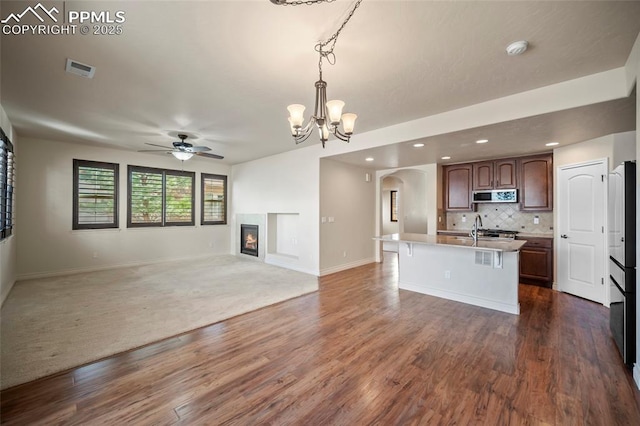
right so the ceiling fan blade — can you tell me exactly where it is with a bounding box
[138,149,171,152]
[196,152,224,160]
[186,146,211,153]
[145,142,173,149]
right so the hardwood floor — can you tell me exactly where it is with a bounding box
[2,252,639,425]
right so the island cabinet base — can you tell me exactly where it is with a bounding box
[398,243,520,315]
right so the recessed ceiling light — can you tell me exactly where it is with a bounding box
[476,139,489,144]
[365,157,374,162]
[506,40,528,56]
[413,143,425,148]
[441,156,451,160]
[545,142,559,146]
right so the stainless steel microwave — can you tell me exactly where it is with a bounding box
[472,189,518,203]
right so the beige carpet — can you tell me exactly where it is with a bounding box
[0,255,318,390]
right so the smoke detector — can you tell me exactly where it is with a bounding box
[506,40,529,56]
[65,58,96,79]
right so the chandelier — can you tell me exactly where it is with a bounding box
[272,0,363,148]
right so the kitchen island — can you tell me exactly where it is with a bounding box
[375,233,526,314]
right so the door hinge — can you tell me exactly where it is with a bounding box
[601,277,604,285]
[602,226,604,233]
[601,174,605,182]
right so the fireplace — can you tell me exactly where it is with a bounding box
[240,224,259,257]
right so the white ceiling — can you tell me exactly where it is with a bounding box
[1,0,639,167]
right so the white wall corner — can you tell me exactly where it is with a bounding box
[624,32,640,93]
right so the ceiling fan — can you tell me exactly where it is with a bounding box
[139,134,224,160]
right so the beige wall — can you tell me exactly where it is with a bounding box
[0,104,17,305]
[319,158,376,274]
[554,131,636,170]
[16,137,231,279]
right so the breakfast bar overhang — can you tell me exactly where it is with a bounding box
[375,233,527,315]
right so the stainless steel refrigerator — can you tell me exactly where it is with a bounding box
[608,161,636,366]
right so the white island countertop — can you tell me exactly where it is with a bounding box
[375,233,526,252]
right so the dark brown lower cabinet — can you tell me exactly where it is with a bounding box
[518,237,553,288]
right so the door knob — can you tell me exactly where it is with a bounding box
[561,234,568,239]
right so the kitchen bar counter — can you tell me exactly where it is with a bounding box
[376,233,526,252]
[375,233,521,315]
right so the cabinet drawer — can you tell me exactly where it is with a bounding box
[518,237,552,249]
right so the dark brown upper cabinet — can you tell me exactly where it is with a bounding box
[518,154,553,211]
[472,159,517,190]
[443,164,475,211]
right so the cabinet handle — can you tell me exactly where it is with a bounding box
[560,234,568,239]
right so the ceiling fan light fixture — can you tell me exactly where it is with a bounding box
[172,151,194,161]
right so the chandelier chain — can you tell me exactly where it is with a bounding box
[272,0,364,68]
[315,0,363,59]
[272,0,338,6]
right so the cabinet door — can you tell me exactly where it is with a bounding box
[519,154,553,211]
[472,162,494,190]
[443,164,474,211]
[494,159,517,189]
[520,247,551,281]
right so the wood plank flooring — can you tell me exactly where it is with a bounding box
[2,252,640,424]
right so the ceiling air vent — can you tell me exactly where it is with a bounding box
[65,58,96,79]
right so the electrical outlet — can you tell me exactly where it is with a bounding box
[343,251,347,258]
[92,252,98,259]
[328,217,335,223]
[321,217,326,223]
[462,215,467,223]
[534,215,540,225]
[444,270,451,279]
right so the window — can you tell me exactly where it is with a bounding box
[0,128,15,240]
[390,190,398,222]
[201,173,227,225]
[128,165,195,227]
[73,160,119,230]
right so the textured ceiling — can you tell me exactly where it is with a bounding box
[1,0,639,166]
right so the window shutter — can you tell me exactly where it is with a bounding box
[1,131,15,240]
[73,160,118,229]
[129,169,163,225]
[128,166,195,227]
[201,174,227,225]
[165,172,194,224]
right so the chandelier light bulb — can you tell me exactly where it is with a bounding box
[320,123,330,141]
[341,113,357,134]
[326,100,345,125]
[287,104,306,128]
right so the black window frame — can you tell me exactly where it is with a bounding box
[73,159,119,230]
[127,165,195,228]
[0,127,15,241]
[201,173,227,225]
[390,190,398,222]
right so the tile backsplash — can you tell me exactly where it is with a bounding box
[445,204,553,234]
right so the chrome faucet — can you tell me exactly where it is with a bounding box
[470,214,483,244]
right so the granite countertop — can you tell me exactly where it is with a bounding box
[437,229,554,239]
[374,233,526,252]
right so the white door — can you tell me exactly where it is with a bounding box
[557,160,607,304]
